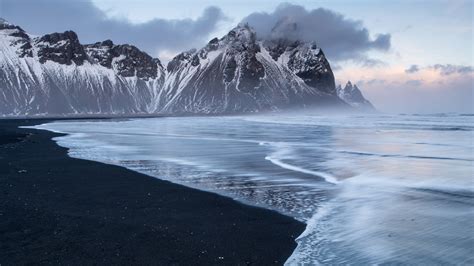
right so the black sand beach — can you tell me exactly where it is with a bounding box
[0,119,305,265]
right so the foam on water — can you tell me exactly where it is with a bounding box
[262,142,340,184]
[29,113,474,264]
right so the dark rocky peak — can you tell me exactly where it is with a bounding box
[248,17,336,94]
[337,81,375,110]
[250,18,335,94]
[264,38,302,61]
[283,41,335,94]
[0,18,17,29]
[167,49,197,72]
[85,41,162,80]
[84,40,116,68]
[99,39,114,47]
[0,18,28,39]
[222,24,256,43]
[0,18,32,57]
[168,24,262,73]
[111,44,161,79]
[185,24,259,67]
[167,24,265,91]
[34,31,87,65]
[221,25,264,91]
[207,37,219,51]
[220,24,259,53]
[341,81,365,101]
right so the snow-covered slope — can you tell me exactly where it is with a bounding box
[0,19,164,116]
[1,19,353,116]
[336,81,375,110]
[160,24,345,114]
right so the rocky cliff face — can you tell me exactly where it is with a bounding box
[0,19,165,116]
[35,31,88,65]
[161,24,344,114]
[0,19,353,116]
[85,40,162,80]
[336,81,375,110]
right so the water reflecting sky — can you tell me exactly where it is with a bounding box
[34,113,474,264]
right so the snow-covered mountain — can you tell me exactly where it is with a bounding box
[0,19,164,116]
[161,24,344,114]
[336,81,375,110]
[0,19,355,116]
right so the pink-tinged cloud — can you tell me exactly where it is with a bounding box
[336,65,473,113]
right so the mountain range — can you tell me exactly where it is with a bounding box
[0,18,374,116]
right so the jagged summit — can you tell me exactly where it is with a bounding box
[0,19,362,116]
[0,21,165,115]
[0,18,17,28]
[0,21,164,79]
[161,23,343,114]
[35,30,87,65]
[0,18,25,33]
[223,23,256,43]
[336,81,375,110]
[85,40,163,80]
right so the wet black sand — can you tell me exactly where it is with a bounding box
[0,119,305,265]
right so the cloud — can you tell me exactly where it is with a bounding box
[404,64,473,76]
[363,58,387,68]
[1,0,227,57]
[337,65,474,113]
[241,3,391,63]
[431,64,473,76]
[405,65,420,74]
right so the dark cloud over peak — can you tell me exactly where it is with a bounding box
[241,3,391,62]
[1,0,227,57]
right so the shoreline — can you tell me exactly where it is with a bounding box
[0,119,305,265]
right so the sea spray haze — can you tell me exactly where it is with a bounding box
[32,113,474,264]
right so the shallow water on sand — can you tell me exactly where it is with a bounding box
[33,113,474,265]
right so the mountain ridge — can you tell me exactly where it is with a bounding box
[0,18,373,116]
[160,24,345,114]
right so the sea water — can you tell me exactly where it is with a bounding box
[32,113,474,264]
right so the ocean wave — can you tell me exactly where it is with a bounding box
[414,187,474,202]
[426,126,472,131]
[338,150,473,162]
[265,155,339,184]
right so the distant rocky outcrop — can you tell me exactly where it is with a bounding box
[336,81,375,110]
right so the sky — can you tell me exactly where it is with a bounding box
[1,0,472,113]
